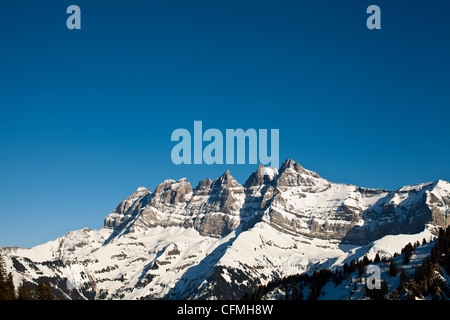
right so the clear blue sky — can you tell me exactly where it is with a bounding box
[1,0,449,248]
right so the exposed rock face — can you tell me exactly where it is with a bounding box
[243,164,278,188]
[151,178,193,209]
[3,159,449,301]
[104,171,245,238]
[276,159,322,187]
[191,170,244,217]
[104,187,151,229]
[265,166,450,244]
[104,160,450,245]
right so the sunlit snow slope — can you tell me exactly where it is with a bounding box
[1,160,449,299]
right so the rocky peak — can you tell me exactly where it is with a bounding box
[244,164,278,188]
[276,159,322,187]
[211,170,242,191]
[104,186,151,229]
[185,171,245,237]
[279,159,320,177]
[105,159,450,244]
[194,178,213,196]
[195,178,212,190]
[150,178,193,209]
[208,171,244,210]
[112,187,150,214]
[126,186,150,201]
[7,159,450,302]
[216,170,231,184]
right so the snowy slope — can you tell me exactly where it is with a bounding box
[1,159,449,300]
[261,227,448,300]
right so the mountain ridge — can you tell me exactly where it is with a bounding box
[1,159,449,300]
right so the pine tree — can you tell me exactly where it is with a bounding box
[423,257,432,278]
[4,273,16,300]
[358,261,365,277]
[255,285,264,300]
[349,259,356,273]
[362,256,370,266]
[36,281,46,300]
[298,283,304,300]
[438,228,449,253]
[343,263,350,275]
[17,283,33,300]
[431,245,439,264]
[352,281,357,293]
[0,254,16,300]
[399,268,409,284]
[414,264,423,283]
[44,281,55,300]
[0,254,5,300]
[380,279,388,298]
[374,253,381,264]
[291,285,298,300]
[389,259,398,277]
[402,243,413,265]
[36,281,55,300]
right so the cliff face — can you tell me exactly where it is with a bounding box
[104,159,449,245]
[2,159,449,300]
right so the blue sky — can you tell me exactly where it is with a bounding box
[1,0,449,248]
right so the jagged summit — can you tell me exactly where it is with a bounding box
[103,160,449,244]
[279,158,321,178]
[210,169,242,192]
[244,164,278,188]
[2,159,450,300]
[195,177,213,191]
[243,158,322,188]
[147,159,320,194]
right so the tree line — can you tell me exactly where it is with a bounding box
[389,226,450,300]
[243,225,450,300]
[0,254,55,300]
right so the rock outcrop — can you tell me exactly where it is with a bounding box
[104,160,450,244]
[3,159,449,300]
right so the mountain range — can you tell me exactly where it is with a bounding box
[1,159,449,300]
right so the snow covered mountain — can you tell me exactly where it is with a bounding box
[1,159,449,300]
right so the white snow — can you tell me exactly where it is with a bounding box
[260,167,278,180]
[2,161,449,300]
